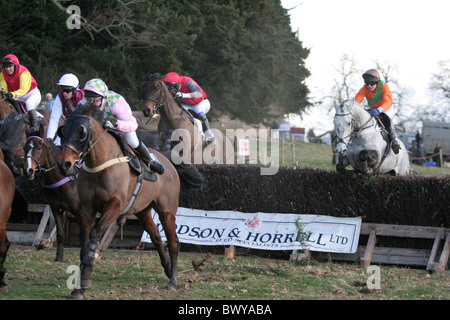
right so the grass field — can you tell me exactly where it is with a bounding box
[275,139,450,177]
[0,247,448,300]
[1,140,448,302]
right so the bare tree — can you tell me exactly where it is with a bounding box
[50,0,181,49]
[332,54,360,102]
[430,60,450,100]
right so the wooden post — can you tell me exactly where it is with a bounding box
[427,229,444,271]
[437,233,450,271]
[224,245,235,259]
[439,149,444,168]
[292,137,296,164]
[360,229,376,269]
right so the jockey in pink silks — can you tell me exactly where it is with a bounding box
[79,78,164,175]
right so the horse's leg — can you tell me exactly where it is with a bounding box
[0,227,10,293]
[79,197,121,290]
[156,208,179,289]
[54,211,66,262]
[336,155,349,173]
[70,211,95,300]
[135,209,171,279]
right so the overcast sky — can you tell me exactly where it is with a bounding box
[281,0,450,133]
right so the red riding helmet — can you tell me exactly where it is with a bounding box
[164,72,181,91]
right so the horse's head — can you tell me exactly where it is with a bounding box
[142,72,171,118]
[57,104,99,176]
[333,100,354,156]
[23,124,46,180]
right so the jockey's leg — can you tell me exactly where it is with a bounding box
[195,99,214,145]
[135,140,165,174]
[389,120,401,154]
[27,109,39,136]
[124,131,165,174]
[21,88,42,137]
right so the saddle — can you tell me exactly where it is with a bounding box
[106,130,157,182]
[7,98,27,114]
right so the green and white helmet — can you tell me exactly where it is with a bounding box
[83,78,108,97]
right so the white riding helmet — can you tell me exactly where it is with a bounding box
[57,73,79,88]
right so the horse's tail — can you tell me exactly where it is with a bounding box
[160,150,205,190]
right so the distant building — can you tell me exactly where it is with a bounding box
[290,127,307,142]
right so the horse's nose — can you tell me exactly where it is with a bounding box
[336,143,347,156]
[25,167,35,179]
[59,161,73,175]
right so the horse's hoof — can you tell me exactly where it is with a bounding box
[0,285,9,293]
[165,281,177,291]
[70,289,84,300]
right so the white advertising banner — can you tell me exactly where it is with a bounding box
[140,208,362,253]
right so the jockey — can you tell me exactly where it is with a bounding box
[354,69,401,154]
[164,72,215,145]
[47,73,85,145]
[79,78,165,175]
[0,54,41,136]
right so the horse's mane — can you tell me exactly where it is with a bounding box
[72,103,104,125]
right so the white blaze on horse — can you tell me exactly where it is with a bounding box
[333,100,410,176]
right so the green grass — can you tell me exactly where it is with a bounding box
[0,247,448,300]
[272,140,450,177]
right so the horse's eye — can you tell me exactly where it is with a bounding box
[77,125,88,140]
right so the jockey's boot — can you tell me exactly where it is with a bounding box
[200,115,215,145]
[135,141,165,175]
[389,124,401,154]
[28,109,39,136]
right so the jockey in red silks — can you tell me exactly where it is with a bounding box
[47,73,85,145]
[0,54,41,136]
[164,72,215,145]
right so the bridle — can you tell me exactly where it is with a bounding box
[25,136,52,175]
[144,80,171,119]
[334,111,376,148]
[61,114,109,172]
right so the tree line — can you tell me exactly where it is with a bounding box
[0,0,311,125]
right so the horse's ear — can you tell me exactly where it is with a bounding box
[149,73,162,81]
[57,125,65,139]
[38,123,44,138]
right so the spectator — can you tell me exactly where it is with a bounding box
[434,143,442,166]
[45,93,54,110]
[416,143,426,166]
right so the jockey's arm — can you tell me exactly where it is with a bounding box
[111,96,138,133]
[11,71,32,98]
[0,74,7,93]
[47,95,64,140]
[183,80,203,99]
[377,85,393,112]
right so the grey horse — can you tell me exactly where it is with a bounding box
[334,100,410,175]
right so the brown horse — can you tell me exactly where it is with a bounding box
[23,125,80,262]
[0,99,52,176]
[0,148,15,293]
[142,73,235,165]
[57,104,195,299]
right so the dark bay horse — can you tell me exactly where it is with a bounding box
[142,73,235,165]
[0,106,52,176]
[23,125,80,262]
[0,148,15,293]
[57,104,195,299]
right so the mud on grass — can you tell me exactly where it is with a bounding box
[0,246,448,300]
